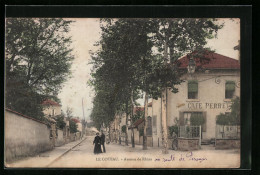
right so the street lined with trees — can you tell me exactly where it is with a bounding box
[89,18,223,152]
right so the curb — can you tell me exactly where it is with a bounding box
[46,137,87,167]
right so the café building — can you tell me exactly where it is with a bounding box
[151,52,240,146]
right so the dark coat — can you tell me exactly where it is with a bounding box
[101,133,105,144]
[93,136,102,154]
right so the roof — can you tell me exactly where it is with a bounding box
[133,106,144,114]
[41,99,61,106]
[176,52,240,70]
[71,118,81,123]
[133,118,144,128]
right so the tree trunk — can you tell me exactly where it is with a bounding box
[131,90,135,147]
[143,92,148,150]
[119,113,121,145]
[161,88,168,154]
[125,101,129,146]
[161,26,169,154]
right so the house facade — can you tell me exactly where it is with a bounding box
[42,99,61,118]
[151,52,240,147]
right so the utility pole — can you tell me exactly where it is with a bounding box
[82,98,86,137]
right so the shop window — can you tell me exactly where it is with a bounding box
[180,112,206,132]
[188,80,198,99]
[225,81,235,99]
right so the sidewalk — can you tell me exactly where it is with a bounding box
[5,137,87,168]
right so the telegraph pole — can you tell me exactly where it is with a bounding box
[82,98,86,137]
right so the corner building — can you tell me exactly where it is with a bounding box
[151,52,240,146]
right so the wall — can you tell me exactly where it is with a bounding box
[215,139,240,149]
[152,70,240,142]
[152,98,163,147]
[178,138,200,151]
[5,110,53,162]
[55,129,65,147]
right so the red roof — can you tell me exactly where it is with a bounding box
[176,52,240,70]
[41,99,61,106]
[133,106,144,114]
[71,118,80,123]
[133,118,144,128]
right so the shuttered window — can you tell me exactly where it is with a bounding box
[225,81,235,99]
[188,80,198,99]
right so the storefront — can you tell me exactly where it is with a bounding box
[151,52,240,144]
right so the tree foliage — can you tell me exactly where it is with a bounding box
[5,18,74,118]
[89,18,222,130]
[216,96,240,125]
[55,112,66,129]
[69,120,78,133]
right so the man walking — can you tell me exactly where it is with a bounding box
[101,130,106,153]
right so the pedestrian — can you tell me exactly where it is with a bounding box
[101,130,106,153]
[93,132,102,154]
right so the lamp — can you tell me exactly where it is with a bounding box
[188,57,196,74]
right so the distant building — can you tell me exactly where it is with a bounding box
[42,99,61,118]
[72,118,82,132]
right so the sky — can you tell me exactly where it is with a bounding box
[58,18,240,121]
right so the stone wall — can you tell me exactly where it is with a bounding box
[177,138,200,151]
[139,136,153,147]
[215,139,240,149]
[55,129,65,147]
[5,110,53,162]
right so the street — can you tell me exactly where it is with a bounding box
[6,136,240,168]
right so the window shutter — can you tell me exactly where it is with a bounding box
[202,112,207,132]
[188,80,198,93]
[225,81,235,91]
[179,112,184,126]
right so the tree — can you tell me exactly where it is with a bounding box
[5,18,74,118]
[90,18,223,152]
[56,112,66,129]
[216,96,240,125]
[69,120,78,133]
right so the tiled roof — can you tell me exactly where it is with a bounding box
[176,52,240,70]
[133,106,144,114]
[72,118,81,123]
[134,118,144,127]
[41,99,61,106]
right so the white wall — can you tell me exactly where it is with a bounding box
[5,110,53,162]
[42,105,61,117]
[152,70,240,141]
[55,129,65,147]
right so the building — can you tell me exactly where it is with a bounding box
[151,52,240,147]
[42,99,61,118]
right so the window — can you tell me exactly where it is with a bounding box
[188,80,198,99]
[146,116,152,136]
[181,112,206,132]
[225,81,235,99]
[152,115,157,135]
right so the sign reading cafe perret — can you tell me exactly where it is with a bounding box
[187,102,232,110]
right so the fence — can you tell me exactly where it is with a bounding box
[178,125,201,138]
[215,125,240,139]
